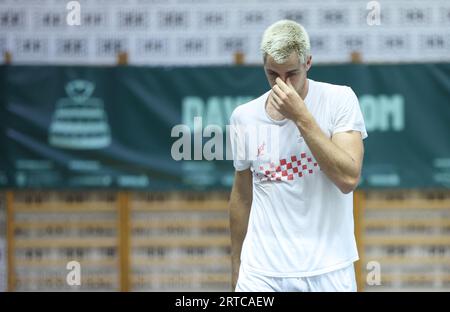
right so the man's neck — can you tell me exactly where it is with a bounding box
[300,78,309,100]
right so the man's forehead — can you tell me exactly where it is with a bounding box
[264,54,301,71]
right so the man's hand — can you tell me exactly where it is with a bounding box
[271,77,364,194]
[270,77,306,122]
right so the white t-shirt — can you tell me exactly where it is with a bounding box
[229,79,368,277]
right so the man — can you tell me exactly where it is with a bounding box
[228,20,367,292]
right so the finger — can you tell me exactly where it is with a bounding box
[275,77,291,93]
[271,91,283,105]
[272,84,284,99]
[270,97,281,111]
[275,77,283,86]
[272,100,286,117]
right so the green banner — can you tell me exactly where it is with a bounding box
[1,64,449,189]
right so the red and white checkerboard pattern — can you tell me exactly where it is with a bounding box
[256,152,319,182]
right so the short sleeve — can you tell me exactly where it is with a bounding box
[332,87,368,140]
[229,111,251,171]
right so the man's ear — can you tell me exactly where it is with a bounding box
[305,55,312,71]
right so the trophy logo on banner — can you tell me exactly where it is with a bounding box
[48,80,111,149]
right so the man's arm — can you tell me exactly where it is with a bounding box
[295,121,364,194]
[271,78,364,194]
[229,168,253,291]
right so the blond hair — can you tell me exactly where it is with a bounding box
[260,20,311,64]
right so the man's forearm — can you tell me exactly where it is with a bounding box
[229,199,251,290]
[294,110,360,193]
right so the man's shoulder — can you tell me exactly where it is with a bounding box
[230,90,269,121]
[312,79,354,96]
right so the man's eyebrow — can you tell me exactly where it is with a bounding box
[266,69,299,74]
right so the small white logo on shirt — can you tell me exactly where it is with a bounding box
[257,142,265,158]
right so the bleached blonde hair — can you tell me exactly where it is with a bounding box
[260,20,311,64]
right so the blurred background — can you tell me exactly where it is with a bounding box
[0,0,449,292]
